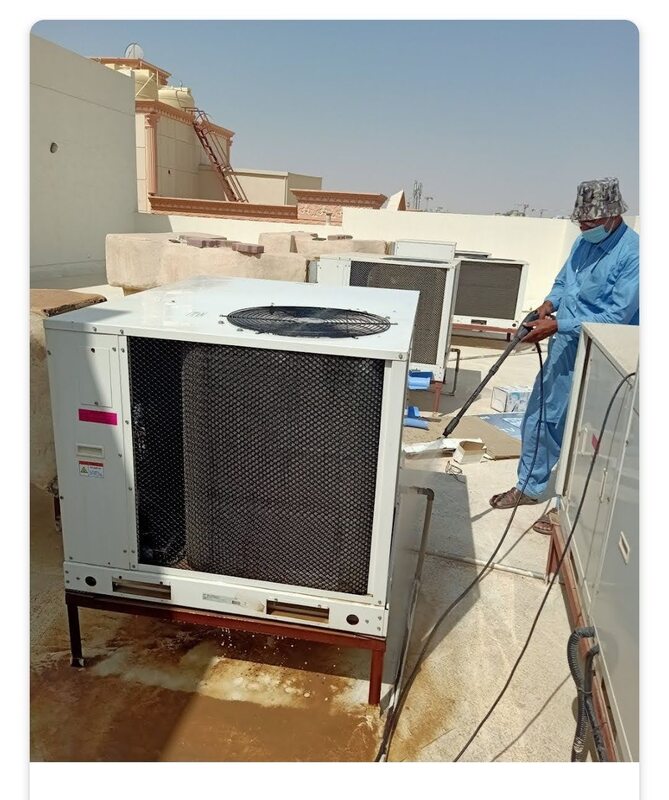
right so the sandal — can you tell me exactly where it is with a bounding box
[489,487,539,509]
[532,512,556,535]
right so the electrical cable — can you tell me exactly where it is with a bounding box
[452,371,636,762]
[375,341,546,761]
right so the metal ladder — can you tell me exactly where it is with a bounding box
[189,108,248,203]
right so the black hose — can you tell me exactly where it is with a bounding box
[583,644,608,762]
[568,626,595,761]
[567,627,608,762]
[443,310,540,437]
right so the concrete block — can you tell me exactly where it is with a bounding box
[294,238,388,259]
[258,232,297,254]
[106,232,309,291]
[184,235,228,248]
[30,289,107,492]
[232,243,264,255]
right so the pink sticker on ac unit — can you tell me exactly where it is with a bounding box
[78,409,118,426]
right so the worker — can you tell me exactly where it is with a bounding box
[489,177,639,533]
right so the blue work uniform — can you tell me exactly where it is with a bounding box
[516,222,639,499]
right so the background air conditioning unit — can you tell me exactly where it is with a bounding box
[392,239,457,261]
[311,253,460,382]
[44,277,420,641]
[391,240,528,330]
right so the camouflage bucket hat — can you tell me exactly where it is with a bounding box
[571,177,628,221]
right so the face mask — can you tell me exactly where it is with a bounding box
[581,224,611,244]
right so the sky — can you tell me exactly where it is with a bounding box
[31,20,639,217]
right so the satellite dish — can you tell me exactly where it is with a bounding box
[124,43,144,60]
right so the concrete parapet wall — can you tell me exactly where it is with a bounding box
[257,231,387,258]
[106,232,309,291]
[293,238,388,259]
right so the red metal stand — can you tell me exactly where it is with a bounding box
[64,590,386,705]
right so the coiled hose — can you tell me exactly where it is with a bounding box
[567,627,608,762]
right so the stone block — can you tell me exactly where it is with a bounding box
[258,232,296,254]
[184,235,228,248]
[232,243,264,256]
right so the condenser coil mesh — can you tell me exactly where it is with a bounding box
[127,337,384,594]
[227,305,390,338]
[350,261,446,365]
[454,260,523,319]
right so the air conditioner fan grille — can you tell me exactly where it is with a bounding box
[226,305,390,338]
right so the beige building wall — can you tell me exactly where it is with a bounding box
[156,116,199,198]
[197,168,322,205]
[30,35,137,288]
[286,172,322,204]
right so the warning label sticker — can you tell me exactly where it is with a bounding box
[79,461,104,478]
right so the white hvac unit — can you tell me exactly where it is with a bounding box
[44,277,420,638]
[391,240,528,330]
[557,322,639,761]
[392,239,457,261]
[312,253,460,381]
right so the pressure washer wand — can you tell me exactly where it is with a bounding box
[442,310,541,438]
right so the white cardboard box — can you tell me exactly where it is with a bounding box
[491,385,532,413]
[453,440,487,464]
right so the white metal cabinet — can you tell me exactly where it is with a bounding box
[557,324,638,615]
[589,389,639,761]
[562,344,635,609]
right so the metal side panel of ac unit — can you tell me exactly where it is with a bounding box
[44,328,135,570]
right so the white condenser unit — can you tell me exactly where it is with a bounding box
[391,240,528,330]
[312,253,460,381]
[44,277,420,639]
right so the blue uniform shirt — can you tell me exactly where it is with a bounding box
[538,222,639,423]
[546,221,640,335]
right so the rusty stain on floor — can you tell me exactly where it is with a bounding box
[30,486,383,761]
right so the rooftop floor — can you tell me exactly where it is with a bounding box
[30,331,582,762]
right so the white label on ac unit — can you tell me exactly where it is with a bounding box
[79,461,104,478]
[203,592,245,607]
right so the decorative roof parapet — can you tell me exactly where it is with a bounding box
[291,189,387,207]
[149,195,315,223]
[135,100,235,140]
[292,189,387,224]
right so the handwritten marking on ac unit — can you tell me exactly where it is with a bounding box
[79,460,104,478]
